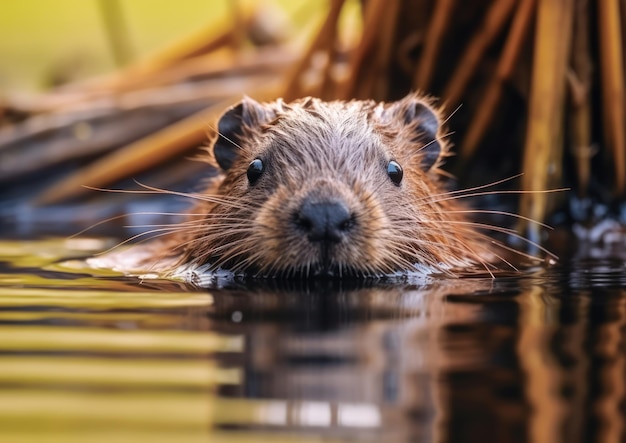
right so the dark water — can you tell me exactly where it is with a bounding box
[1,238,625,443]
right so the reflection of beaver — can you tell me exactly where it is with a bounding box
[96,93,503,278]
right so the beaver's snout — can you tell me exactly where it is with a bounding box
[295,198,354,244]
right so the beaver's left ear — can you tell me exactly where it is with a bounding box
[213,96,277,171]
[381,95,442,171]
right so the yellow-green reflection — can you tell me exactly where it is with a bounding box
[0,286,213,309]
[0,311,192,328]
[1,390,213,436]
[0,326,241,354]
[0,357,239,387]
[1,239,268,443]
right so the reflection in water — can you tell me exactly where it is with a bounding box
[204,279,503,442]
[0,239,625,442]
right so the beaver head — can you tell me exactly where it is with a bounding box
[180,93,487,277]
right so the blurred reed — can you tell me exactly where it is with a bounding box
[1,0,625,238]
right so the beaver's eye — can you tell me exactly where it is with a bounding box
[387,160,403,186]
[247,158,264,185]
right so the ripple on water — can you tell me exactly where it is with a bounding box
[1,238,626,443]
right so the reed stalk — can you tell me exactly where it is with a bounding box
[568,0,594,198]
[598,0,626,196]
[442,0,517,109]
[35,87,281,205]
[413,0,455,92]
[519,0,574,241]
[343,0,388,99]
[283,0,345,101]
[461,0,536,160]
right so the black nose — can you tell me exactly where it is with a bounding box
[296,200,353,243]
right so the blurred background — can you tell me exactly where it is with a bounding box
[0,0,308,93]
[1,0,625,245]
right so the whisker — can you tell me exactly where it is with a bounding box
[420,209,554,230]
[441,103,463,126]
[85,182,256,211]
[94,228,183,256]
[416,130,455,155]
[207,123,245,151]
[424,188,569,205]
[489,239,547,263]
[415,174,524,203]
[423,220,558,259]
[70,213,132,238]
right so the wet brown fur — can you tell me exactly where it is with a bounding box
[146,93,494,278]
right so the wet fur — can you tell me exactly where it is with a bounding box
[128,93,498,278]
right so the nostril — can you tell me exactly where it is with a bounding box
[339,216,354,232]
[296,214,313,231]
[295,199,353,243]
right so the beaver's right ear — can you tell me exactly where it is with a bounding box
[213,97,276,171]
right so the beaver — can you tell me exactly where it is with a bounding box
[92,93,511,279]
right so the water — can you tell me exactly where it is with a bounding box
[1,237,625,443]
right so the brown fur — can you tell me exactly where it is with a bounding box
[129,92,496,278]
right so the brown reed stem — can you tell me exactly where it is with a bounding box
[229,0,247,51]
[368,0,401,100]
[519,0,574,237]
[283,0,345,101]
[598,0,626,196]
[461,0,536,159]
[343,0,388,99]
[413,0,455,92]
[568,0,594,198]
[443,0,518,109]
[622,0,626,65]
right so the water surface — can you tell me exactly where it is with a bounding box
[1,237,625,442]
